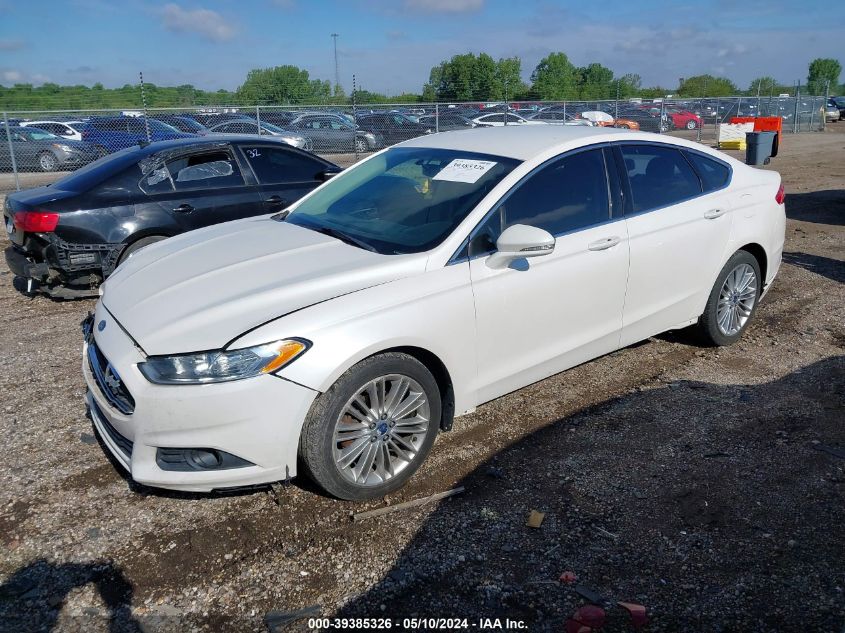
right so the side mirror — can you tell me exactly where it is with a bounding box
[486,223,555,269]
[317,167,342,181]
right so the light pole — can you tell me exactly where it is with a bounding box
[331,33,340,95]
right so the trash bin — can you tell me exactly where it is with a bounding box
[745,131,776,165]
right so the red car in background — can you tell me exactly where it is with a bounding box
[666,107,702,130]
[638,104,702,130]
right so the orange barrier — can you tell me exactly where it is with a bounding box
[730,116,782,157]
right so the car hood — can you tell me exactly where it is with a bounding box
[102,217,427,355]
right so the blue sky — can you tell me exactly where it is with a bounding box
[0,0,842,93]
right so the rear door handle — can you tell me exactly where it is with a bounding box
[173,203,194,213]
[588,236,621,251]
[704,208,727,219]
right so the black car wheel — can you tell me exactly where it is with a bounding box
[38,152,59,172]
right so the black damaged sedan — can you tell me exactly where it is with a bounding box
[3,136,340,298]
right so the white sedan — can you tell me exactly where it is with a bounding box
[471,112,547,127]
[83,126,785,500]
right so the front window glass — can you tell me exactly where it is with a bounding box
[21,129,60,141]
[286,147,520,254]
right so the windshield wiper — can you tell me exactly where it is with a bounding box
[309,225,378,253]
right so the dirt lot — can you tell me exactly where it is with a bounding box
[0,128,843,633]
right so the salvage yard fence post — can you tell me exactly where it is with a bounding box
[3,112,20,191]
[256,105,262,135]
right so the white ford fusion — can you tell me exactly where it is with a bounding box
[82,126,785,500]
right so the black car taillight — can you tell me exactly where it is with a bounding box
[14,210,60,232]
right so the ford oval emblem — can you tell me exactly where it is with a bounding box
[97,320,106,332]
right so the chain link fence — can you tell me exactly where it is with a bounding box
[1,95,837,194]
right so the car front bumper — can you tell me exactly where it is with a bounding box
[82,303,319,492]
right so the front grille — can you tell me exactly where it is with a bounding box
[87,340,135,415]
[92,400,133,458]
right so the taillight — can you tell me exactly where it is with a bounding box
[14,210,60,232]
[775,182,785,205]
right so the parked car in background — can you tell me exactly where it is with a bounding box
[259,110,300,128]
[824,100,841,122]
[3,136,340,298]
[80,126,784,499]
[206,119,310,150]
[151,114,210,135]
[615,108,669,132]
[418,113,476,131]
[665,108,702,130]
[528,110,594,126]
[471,112,546,127]
[285,113,380,152]
[356,112,432,147]
[80,116,196,156]
[830,97,845,120]
[19,120,87,141]
[1,126,99,172]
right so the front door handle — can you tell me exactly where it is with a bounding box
[704,208,727,219]
[265,195,288,210]
[173,203,194,213]
[588,236,621,251]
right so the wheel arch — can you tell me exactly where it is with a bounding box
[737,242,767,284]
[376,345,456,432]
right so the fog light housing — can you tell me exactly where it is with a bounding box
[156,447,253,472]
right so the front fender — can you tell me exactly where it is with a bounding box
[229,264,479,416]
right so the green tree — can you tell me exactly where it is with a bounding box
[423,53,526,102]
[746,76,783,97]
[236,65,331,104]
[677,74,737,97]
[531,52,577,100]
[807,58,841,94]
[576,63,615,100]
[616,73,642,99]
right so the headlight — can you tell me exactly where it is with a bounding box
[138,339,310,385]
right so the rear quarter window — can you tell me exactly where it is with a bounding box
[684,151,730,192]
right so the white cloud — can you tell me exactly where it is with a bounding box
[404,0,484,13]
[159,3,236,42]
[2,70,21,82]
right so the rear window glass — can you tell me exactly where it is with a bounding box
[242,145,323,184]
[684,151,730,192]
[620,144,702,213]
[49,146,140,192]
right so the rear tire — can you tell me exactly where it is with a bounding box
[116,236,167,267]
[354,137,367,153]
[299,352,441,500]
[697,250,762,346]
[686,120,697,130]
[38,152,59,172]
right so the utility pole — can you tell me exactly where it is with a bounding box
[331,33,340,95]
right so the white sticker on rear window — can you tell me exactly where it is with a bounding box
[432,159,497,184]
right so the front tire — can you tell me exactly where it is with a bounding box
[38,152,59,172]
[697,250,762,346]
[354,137,367,153]
[686,120,697,130]
[299,352,441,500]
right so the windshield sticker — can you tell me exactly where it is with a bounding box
[432,159,498,184]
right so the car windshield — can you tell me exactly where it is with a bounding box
[285,147,520,255]
[147,120,181,134]
[22,128,61,140]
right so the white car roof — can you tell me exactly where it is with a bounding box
[399,125,618,160]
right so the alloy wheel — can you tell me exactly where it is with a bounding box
[716,263,757,336]
[332,374,430,486]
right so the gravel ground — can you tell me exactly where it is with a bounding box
[0,128,843,633]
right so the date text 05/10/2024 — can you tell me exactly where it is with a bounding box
[306,618,527,629]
